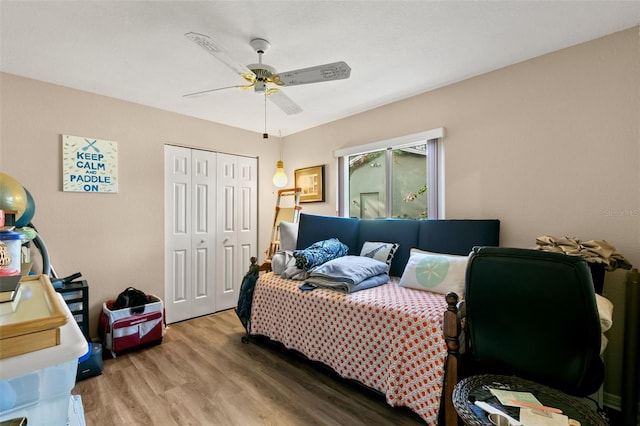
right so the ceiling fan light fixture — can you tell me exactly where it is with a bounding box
[248,64,276,76]
[249,64,276,93]
[255,81,267,93]
[184,32,350,116]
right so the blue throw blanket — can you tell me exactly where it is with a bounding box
[293,238,349,270]
[305,255,390,293]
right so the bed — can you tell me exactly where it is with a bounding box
[247,213,501,425]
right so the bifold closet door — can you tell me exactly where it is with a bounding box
[215,153,258,311]
[164,146,217,324]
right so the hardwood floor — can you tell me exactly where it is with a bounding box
[73,309,426,425]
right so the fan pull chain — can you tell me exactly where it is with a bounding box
[263,93,268,139]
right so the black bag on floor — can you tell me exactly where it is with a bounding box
[112,287,149,313]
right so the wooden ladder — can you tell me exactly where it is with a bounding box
[260,188,302,271]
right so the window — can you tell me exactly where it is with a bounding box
[336,128,443,219]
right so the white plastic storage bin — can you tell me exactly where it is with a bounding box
[0,294,87,425]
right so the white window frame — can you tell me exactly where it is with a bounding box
[334,128,445,219]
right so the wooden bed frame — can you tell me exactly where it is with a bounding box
[443,291,463,426]
[248,276,466,425]
[248,213,500,424]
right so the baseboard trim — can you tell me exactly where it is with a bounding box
[604,392,621,411]
[603,391,640,415]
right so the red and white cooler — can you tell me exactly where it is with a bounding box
[98,295,164,357]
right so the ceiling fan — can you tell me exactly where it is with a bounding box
[184,32,351,115]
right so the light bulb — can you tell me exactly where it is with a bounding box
[272,160,288,187]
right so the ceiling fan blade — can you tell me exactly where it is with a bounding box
[183,84,253,98]
[185,32,255,79]
[267,90,303,115]
[272,61,351,87]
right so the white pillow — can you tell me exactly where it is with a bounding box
[279,221,298,252]
[271,252,286,275]
[360,241,399,267]
[271,250,296,276]
[398,249,469,295]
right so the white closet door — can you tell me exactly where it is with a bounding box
[164,146,216,323]
[236,155,258,275]
[165,145,193,323]
[190,149,217,317]
[216,153,257,311]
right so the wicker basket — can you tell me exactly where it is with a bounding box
[452,374,608,426]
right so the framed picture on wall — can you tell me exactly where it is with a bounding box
[295,165,325,203]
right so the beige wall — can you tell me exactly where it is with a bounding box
[1,27,638,405]
[282,27,640,405]
[0,73,284,338]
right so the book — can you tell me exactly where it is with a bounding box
[0,275,21,303]
[489,388,542,407]
[520,407,569,425]
[0,284,23,316]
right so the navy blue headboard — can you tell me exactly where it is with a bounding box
[294,214,500,277]
[359,219,420,277]
[296,213,360,255]
[417,219,501,256]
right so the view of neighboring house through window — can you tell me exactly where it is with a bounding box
[336,129,442,219]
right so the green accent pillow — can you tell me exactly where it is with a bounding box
[398,249,469,295]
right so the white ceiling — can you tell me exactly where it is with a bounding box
[2,1,639,137]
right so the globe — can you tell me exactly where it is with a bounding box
[15,187,36,227]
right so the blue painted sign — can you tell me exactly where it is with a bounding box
[62,135,118,193]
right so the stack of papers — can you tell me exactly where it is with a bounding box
[489,388,570,426]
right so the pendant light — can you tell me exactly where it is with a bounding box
[272,130,288,187]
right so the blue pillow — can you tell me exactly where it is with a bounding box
[294,238,348,270]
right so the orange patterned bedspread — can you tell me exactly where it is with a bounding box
[250,272,448,425]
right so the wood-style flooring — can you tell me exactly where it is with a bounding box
[72,309,426,425]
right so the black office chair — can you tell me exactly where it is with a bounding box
[463,247,604,396]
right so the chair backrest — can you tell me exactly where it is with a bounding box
[464,247,604,397]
